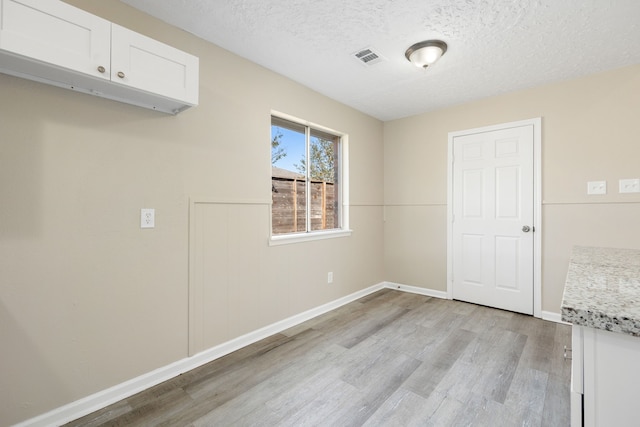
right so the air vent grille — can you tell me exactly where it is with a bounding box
[353,47,384,66]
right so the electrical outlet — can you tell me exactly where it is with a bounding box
[327,272,333,284]
[141,208,155,228]
[619,178,640,194]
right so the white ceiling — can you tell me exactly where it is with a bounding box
[121,0,640,121]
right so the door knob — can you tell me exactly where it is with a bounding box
[522,225,531,232]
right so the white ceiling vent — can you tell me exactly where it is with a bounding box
[353,47,384,66]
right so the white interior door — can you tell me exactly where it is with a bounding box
[451,123,534,314]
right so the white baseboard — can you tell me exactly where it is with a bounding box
[384,281,449,299]
[388,283,570,326]
[15,282,386,427]
[542,310,571,325]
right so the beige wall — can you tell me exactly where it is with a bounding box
[3,1,640,424]
[0,1,384,424]
[384,64,640,313]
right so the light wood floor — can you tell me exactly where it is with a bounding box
[67,289,571,426]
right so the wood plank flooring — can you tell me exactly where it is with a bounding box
[66,289,571,426]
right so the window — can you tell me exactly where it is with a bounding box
[270,114,349,243]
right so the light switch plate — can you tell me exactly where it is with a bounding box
[141,208,155,228]
[587,181,606,195]
[619,178,640,194]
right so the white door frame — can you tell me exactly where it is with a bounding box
[446,118,542,318]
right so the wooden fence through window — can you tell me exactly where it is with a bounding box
[271,168,336,234]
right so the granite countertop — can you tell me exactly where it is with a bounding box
[561,246,640,337]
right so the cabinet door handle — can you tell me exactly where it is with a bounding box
[117,71,125,79]
[97,66,106,74]
[563,345,572,360]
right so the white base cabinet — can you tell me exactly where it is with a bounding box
[570,326,583,427]
[571,325,640,426]
[0,0,198,114]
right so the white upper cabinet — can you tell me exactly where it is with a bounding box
[111,24,199,106]
[0,0,199,114]
[0,0,111,79]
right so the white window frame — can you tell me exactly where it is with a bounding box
[269,111,351,246]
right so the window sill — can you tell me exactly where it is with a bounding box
[269,229,352,246]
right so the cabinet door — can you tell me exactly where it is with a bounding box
[111,24,199,105]
[570,326,583,427]
[583,328,640,427]
[0,0,110,79]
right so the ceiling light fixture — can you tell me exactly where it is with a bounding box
[405,40,448,69]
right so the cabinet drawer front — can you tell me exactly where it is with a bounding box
[111,24,199,105]
[0,0,110,78]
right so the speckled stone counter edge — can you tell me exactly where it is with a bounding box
[561,246,640,337]
[561,306,640,337]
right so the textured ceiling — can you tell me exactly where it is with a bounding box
[121,0,640,121]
